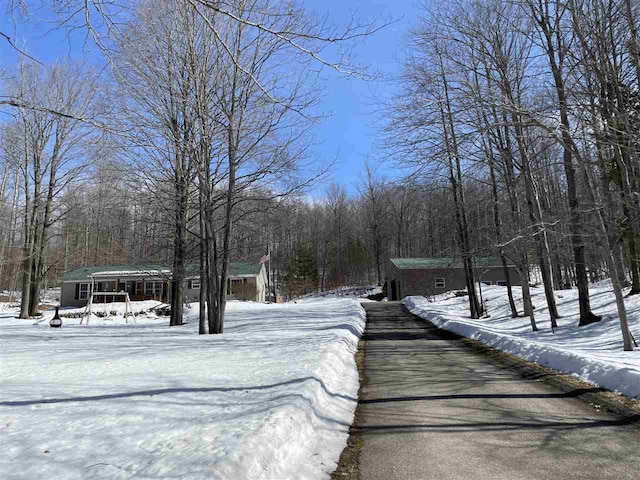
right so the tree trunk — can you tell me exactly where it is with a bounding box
[216,131,237,335]
[29,146,59,317]
[438,53,480,318]
[497,90,535,328]
[170,165,187,327]
[374,235,382,286]
[480,80,518,318]
[513,114,556,326]
[19,160,38,319]
[198,184,207,335]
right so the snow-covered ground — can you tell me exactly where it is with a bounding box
[298,285,382,301]
[404,284,640,399]
[1,299,365,480]
[0,288,61,308]
[58,300,166,320]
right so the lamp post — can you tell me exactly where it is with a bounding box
[49,306,62,328]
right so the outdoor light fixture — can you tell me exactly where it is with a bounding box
[49,306,63,328]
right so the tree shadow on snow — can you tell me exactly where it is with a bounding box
[0,375,357,407]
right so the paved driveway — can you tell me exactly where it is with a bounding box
[358,302,640,480]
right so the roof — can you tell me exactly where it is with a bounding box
[389,257,512,270]
[221,261,264,277]
[63,262,264,282]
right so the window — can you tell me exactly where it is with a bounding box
[97,281,116,292]
[79,283,90,300]
[434,278,446,289]
[145,281,163,297]
[191,279,200,290]
[496,280,507,286]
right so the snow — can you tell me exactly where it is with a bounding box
[0,288,60,309]
[404,284,640,399]
[90,270,171,277]
[0,299,365,479]
[40,288,61,305]
[298,285,382,301]
[59,300,166,321]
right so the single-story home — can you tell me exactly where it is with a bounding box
[386,257,521,301]
[60,262,268,307]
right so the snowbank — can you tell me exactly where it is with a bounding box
[0,299,365,480]
[404,285,640,399]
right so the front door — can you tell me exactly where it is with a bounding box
[390,279,398,301]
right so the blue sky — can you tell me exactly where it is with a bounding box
[0,0,421,197]
[303,0,419,195]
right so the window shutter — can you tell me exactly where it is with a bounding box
[188,280,192,289]
[75,283,80,300]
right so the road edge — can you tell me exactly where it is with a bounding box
[331,305,640,480]
[331,336,367,480]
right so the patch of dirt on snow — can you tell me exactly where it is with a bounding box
[331,338,368,480]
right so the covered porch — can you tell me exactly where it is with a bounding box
[88,276,170,304]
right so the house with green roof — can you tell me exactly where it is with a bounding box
[386,257,521,300]
[60,262,267,307]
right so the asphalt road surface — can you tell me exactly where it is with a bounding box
[357,302,640,480]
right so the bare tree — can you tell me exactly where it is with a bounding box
[359,162,388,286]
[5,62,98,318]
[525,0,601,325]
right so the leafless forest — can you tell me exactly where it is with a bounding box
[2,0,640,348]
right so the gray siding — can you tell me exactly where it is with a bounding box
[62,267,268,307]
[60,282,87,308]
[387,263,522,300]
[183,279,201,303]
